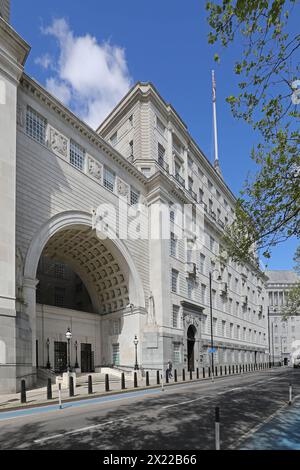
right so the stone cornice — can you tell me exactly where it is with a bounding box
[0,17,30,83]
[20,74,148,186]
[98,82,237,205]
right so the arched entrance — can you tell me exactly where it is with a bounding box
[187,325,196,371]
[23,211,146,372]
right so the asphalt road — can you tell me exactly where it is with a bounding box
[0,367,299,450]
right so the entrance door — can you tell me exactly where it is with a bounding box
[81,343,94,372]
[54,341,67,372]
[187,325,196,371]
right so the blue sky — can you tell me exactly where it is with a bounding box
[11,0,298,270]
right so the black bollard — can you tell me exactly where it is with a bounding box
[203,367,206,378]
[105,374,109,392]
[215,366,218,377]
[156,370,160,385]
[190,369,193,380]
[121,372,125,390]
[134,372,138,388]
[166,370,169,384]
[47,378,52,400]
[220,366,222,376]
[20,379,26,404]
[174,369,177,382]
[69,376,74,397]
[88,375,93,394]
[224,365,227,375]
[182,369,185,381]
[196,367,199,379]
[146,371,149,387]
[208,367,211,377]
[229,365,231,375]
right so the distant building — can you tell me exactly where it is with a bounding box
[266,270,300,364]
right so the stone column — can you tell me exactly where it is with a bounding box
[167,125,174,175]
[0,17,30,393]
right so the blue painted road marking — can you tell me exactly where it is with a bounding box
[0,388,162,421]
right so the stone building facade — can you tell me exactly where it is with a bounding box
[266,270,300,364]
[0,1,268,393]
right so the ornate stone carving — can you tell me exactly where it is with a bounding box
[116,177,129,198]
[49,127,68,158]
[184,314,200,328]
[87,155,102,180]
[147,291,156,325]
[16,248,24,301]
[17,104,25,127]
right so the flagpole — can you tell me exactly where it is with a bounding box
[212,70,220,172]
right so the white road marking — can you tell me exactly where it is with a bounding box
[33,417,130,444]
[162,396,208,409]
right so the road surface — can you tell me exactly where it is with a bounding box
[0,367,299,450]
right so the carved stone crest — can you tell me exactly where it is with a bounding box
[184,314,200,328]
[49,127,68,158]
[87,156,102,180]
[116,177,129,198]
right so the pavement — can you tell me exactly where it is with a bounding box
[0,367,299,450]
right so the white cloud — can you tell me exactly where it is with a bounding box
[34,53,53,70]
[36,18,132,129]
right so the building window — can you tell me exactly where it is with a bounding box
[173,343,181,364]
[199,189,204,203]
[199,254,205,274]
[26,106,46,144]
[104,167,115,192]
[54,287,65,307]
[222,320,226,337]
[110,132,117,145]
[201,284,206,304]
[112,343,120,365]
[213,317,217,335]
[172,305,179,328]
[230,323,234,339]
[130,187,140,206]
[210,236,215,252]
[157,117,166,134]
[54,263,65,279]
[129,140,134,157]
[187,278,194,299]
[141,167,151,177]
[171,269,179,293]
[158,143,166,164]
[70,140,85,170]
[113,320,120,335]
[170,232,177,257]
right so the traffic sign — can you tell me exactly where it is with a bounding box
[208,348,217,353]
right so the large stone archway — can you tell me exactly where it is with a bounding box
[22,211,146,373]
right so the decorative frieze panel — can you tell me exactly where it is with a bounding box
[116,177,130,200]
[86,154,103,181]
[48,126,69,160]
[17,104,26,128]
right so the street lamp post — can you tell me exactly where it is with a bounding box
[46,338,51,369]
[133,335,139,370]
[66,327,72,372]
[74,340,79,369]
[267,306,271,367]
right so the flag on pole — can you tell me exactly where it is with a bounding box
[212,70,216,103]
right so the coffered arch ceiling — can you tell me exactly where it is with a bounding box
[41,226,130,314]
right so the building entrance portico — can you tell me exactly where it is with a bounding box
[21,211,146,381]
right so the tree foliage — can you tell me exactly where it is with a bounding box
[206,0,300,263]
